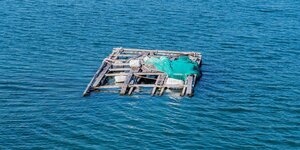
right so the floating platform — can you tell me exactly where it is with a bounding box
[83,48,202,97]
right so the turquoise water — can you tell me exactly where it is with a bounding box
[1,0,300,149]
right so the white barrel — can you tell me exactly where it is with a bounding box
[129,59,141,68]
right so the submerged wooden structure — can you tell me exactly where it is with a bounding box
[83,48,202,97]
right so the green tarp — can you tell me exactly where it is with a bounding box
[145,56,200,81]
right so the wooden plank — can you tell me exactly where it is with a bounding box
[94,85,120,89]
[127,68,141,95]
[121,84,184,88]
[82,60,107,96]
[180,82,187,96]
[105,72,164,77]
[159,87,166,96]
[186,75,194,97]
[94,83,185,90]
[159,76,167,96]
[116,54,137,57]
[105,73,129,76]
[120,71,134,95]
[109,68,131,71]
[111,48,124,58]
[112,63,130,66]
[135,72,164,76]
[122,51,193,57]
[151,87,157,95]
[130,84,156,88]
[180,86,187,96]
[94,84,185,90]
[115,48,200,55]
[128,85,135,95]
[151,75,166,96]
[151,75,161,96]
[92,63,112,87]
[128,77,138,95]
[106,59,128,62]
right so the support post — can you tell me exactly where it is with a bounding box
[186,75,195,97]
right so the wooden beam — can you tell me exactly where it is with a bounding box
[186,75,195,97]
[130,84,156,88]
[151,75,161,96]
[133,84,184,88]
[151,75,166,96]
[82,60,107,96]
[93,84,185,90]
[94,85,120,89]
[106,59,128,62]
[127,68,141,95]
[105,72,164,77]
[159,87,166,96]
[128,85,135,95]
[128,77,138,95]
[180,80,187,96]
[112,63,130,66]
[111,48,124,59]
[135,72,163,76]
[159,76,167,96]
[120,71,134,95]
[105,73,129,76]
[109,68,131,71]
[92,63,112,87]
[116,54,137,57]
[114,48,200,55]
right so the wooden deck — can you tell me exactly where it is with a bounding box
[83,48,202,97]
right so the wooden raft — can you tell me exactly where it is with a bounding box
[83,48,202,97]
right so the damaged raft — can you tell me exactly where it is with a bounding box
[83,48,202,97]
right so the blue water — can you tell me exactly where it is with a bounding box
[1,0,300,149]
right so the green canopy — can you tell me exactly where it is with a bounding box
[145,56,200,81]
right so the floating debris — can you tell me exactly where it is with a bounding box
[83,48,202,97]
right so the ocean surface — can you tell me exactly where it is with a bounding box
[1,0,300,149]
